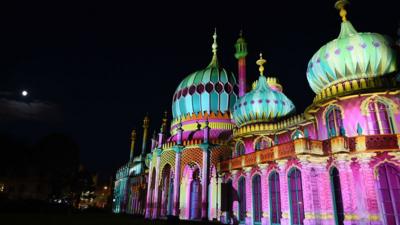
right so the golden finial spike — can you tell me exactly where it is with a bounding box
[256,53,266,76]
[212,28,218,55]
[335,0,349,22]
[131,129,136,139]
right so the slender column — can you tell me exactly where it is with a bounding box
[160,181,166,216]
[357,156,382,224]
[141,116,150,155]
[201,144,210,220]
[152,150,162,219]
[216,173,223,221]
[129,130,136,161]
[185,176,193,219]
[134,190,138,214]
[336,155,357,225]
[172,146,183,217]
[260,164,270,225]
[234,31,248,97]
[244,167,252,225]
[145,157,153,218]
[277,160,290,225]
[315,163,334,225]
[299,159,317,225]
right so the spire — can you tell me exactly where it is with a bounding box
[141,115,150,155]
[256,53,266,76]
[208,28,219,68]
[161,110,168,133]
[235,30,248,59]
[129,129,136,161]
[236,30,248,97]
[335,0,349,22]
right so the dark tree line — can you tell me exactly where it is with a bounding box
[0,132,94,207]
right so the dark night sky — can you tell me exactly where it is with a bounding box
[0,1,399,179]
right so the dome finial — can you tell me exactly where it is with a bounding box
[335,0,349,22]
[208,28,219,68]
[212,28,218,55]
[256,53,267,76]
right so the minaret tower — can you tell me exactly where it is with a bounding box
[235,30,248,97]
[141,115,150,156]
[129,129,136,161]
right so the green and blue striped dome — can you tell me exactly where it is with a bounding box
[232,75,295,126]
[171,61,238,119]
[306,21,398,94]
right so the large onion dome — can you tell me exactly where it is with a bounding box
[232,54,295,127]
[306,3,398,94]
[171,31,238,120]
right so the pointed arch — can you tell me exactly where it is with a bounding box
[329,167,344,225]
[291,129,304,140]
[254,136,274,151]
[324,105,344,138]
[361,95,398,115]
[361,95,398,134]
[235,140,246,157]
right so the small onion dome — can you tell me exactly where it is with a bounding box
[172,30,238,120]
[306,1,398,94]
[232,54,295,127]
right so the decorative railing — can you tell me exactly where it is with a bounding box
[348,137,356,152]
[322,139,331,154]
[231,156,243,170]
[278,142,295,158]
[365,134,399,150]
[218,134,400,172]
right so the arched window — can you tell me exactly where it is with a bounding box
[367,99,394,134]
[291,130,304,140]
[269,171,281,225]
[288,168,304,225]
[238,177,246,222]
[377,163,400,225]
[252,175,262,224]
[255,137,272,151]
[326,106,343,138]
[236,142,246,157]
[330,167,344,225]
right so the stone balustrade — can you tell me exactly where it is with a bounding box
[219,134,400,172]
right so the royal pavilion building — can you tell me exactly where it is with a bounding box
[113,1,400,224]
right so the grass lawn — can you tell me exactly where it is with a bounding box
[1,213,221,225]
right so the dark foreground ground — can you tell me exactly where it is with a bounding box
[1,213,221,225]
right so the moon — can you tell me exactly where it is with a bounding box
[22,90,28,96]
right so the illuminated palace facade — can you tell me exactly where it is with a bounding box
[113,2,400,225]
